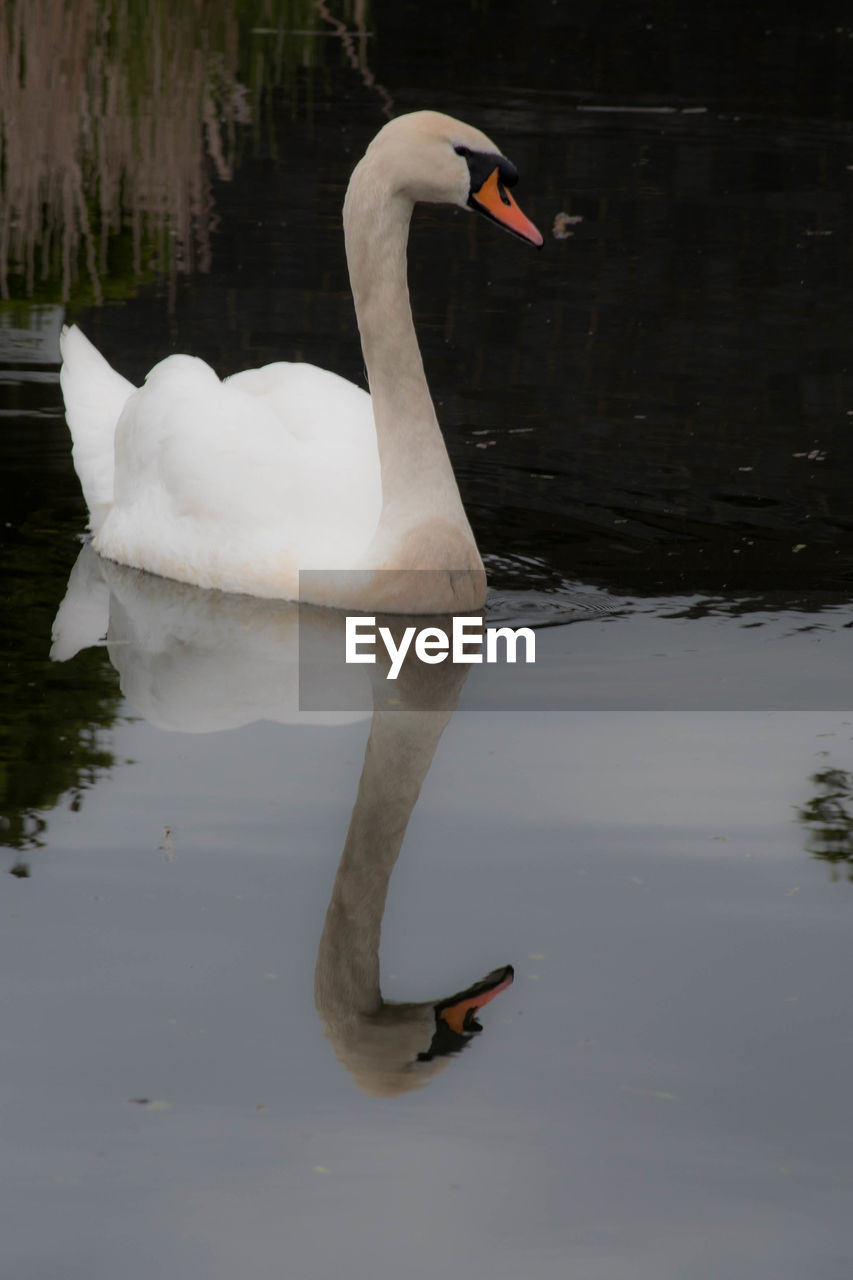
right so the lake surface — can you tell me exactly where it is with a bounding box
[2,3,853,1277]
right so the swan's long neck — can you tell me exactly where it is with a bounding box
[314,707,452,1021]
[343,155,474,541]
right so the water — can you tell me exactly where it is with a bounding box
[2,3,853,1277]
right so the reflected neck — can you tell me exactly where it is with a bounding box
[314,708,451,1019]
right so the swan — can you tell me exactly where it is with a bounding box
[59,110,542,614]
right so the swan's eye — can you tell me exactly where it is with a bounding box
[456,145,519,197]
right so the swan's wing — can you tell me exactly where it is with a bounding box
[104,356,381,585]
[225,361,372,443]
[113,354,299,520]
[223,361,382,561]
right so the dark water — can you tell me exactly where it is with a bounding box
[2,3,853,1277]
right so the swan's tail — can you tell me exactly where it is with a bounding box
[59,324,137,533]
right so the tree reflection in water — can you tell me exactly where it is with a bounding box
[0,0,364,303]
[797,766,853,883]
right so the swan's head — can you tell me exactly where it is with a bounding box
[317,964,515,1098]
[360,110,543,248]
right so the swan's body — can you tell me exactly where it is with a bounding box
[60,111,541,613]
[61,338,381,596]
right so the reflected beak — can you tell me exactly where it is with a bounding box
[436,964,515,1034]
[470,170,543,248]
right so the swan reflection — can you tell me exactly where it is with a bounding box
[51,543,369,730]
[52,546,514,1093]
[314,661,514,1096]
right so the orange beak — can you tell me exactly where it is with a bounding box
[470,169,543,248]
[437,964,515,1034]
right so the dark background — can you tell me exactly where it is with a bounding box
[47,0,853,601]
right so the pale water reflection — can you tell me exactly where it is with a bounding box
[36,559,853,1278]
[3,673,852,1277]
[1,551,852,1277]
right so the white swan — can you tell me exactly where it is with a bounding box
[59,110,542,613]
